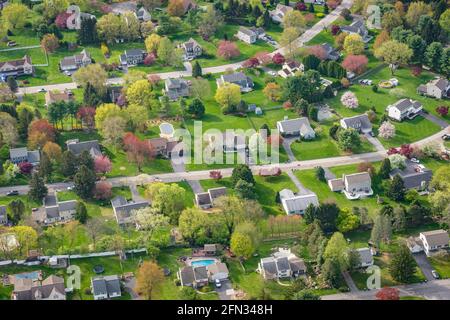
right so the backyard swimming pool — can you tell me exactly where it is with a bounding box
[14,271,40,280]
[190,259,216,267]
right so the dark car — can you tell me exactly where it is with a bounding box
[442,134,450,141]
[6,190,19,196]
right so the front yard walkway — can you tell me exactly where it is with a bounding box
[286,169,313,195]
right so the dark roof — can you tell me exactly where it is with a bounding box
[195,192,212,206]
[275,256,290,272]
[288,257,307,273]
[221,72,253,87]
[208,187,227,200]
[179,266,195,285]
[92,275,121,297]
[261,258,277,276]
[390,162,433,190]
[194,266,208,281]
[66,140,101,157]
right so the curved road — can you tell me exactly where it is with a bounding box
[18,0,354,95]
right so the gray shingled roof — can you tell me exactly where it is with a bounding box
[261,258,277,276]
[221,72,253,87]
[389,162,433,190]
[179,266,195,286]
[391,99,422,112]
[194,266,208,281]
[275,256,290,273]
[341,114,372,132]
[421,230,449,247]
[238,26,256,37]
[67,140,101,157]
[356,248,373,265]
[10,147,28,159]
[277,117,314,136]
[195,192,212,206]
[208,187,227,201]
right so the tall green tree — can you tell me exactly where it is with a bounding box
[387,174,406,201]
[61,151,78,177]
[378,158,392,179]
[75,201,88,224]
[192,61,202,78]
[28,172,48,202]
[73,165,96,200]
[389,244,417,283]
[231,164,255,186]
[7,199,25,225]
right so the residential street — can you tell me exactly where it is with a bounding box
[322,279,450,300]
[1,125,448,197]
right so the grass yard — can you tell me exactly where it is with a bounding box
[429,255,450,279]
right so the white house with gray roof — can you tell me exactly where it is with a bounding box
[178,265,209,288]
[340,19,372,43]
[355,248,374,268]
[236,26,257,44]
[419,230,449,256]
[9,147,40,166]
[277,117,315,139]
[258,248,306,280]
[387,98,423,121]
[417,78,449,99]
[269,4,293,23]
[111,196,149,226]
[59,49,91,72]
[279,189,319,215]
[119,49,146,66]
[91,275,122,300]
[136,7,152,22]
[195,187,227,209]
[164,78,190,101]
[328,172,373,199]
[216,72,254,92]
[66,139,102,158]
[340,114,372,134]
[389,161,432,191]
[32,192,77,225]
[179,38,202,61]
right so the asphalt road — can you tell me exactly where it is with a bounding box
[322,279,450,300]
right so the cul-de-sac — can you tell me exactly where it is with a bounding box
[0,0,449,301]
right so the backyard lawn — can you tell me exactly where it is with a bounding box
[429,255,450,279]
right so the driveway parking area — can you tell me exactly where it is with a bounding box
[413,252,435,281]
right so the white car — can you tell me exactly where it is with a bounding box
[389,78,399,86]
[410,158,420,163]
[215,279,222,288]
[267,70,277,76]
[67,186,74,191]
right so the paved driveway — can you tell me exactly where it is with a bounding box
[421,112,449,129]
[281,137,298,162]
[413,252,435,281]
[215,280,233,300]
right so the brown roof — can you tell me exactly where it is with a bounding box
[0,55,31,69]
[149,137,168,149]
[207,262,229,275]
[46,90,73,104]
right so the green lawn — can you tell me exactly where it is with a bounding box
[429,256,450,279]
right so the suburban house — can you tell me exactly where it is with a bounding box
[0,205,8,225]
[179,38,202,61]
[136,7,152,22]
[164,78,190,101]
[178,265,209,288]
[66,5,96,30]
[269,4,293,23]
[148,137,177,157]
[32,192,77,225]
[276,117,315,139]
[407,236,424,254]
[216,72,254,92]
[91,275,122,300]
[355,248,374,268]
[417,78,449,99]
[340,114,372,134]
[387,98,423,121]
[178,261,229,287]
[59,49,92,73]
[9,147,40,166]
[258,248,307,280]
[279,189,319,215]
[111,196,150,226]
[419,230,449,256]
[389,161,433,191]
[119,49,146,66]
[259,166,281,177]
[318,43,340,61]
[0,55,33,79]
[45,90,74,106]
[207,262,229,282]
[195,187,227,209]
[108,86,123,104]
[11,275,66,300]
[340,19,372,43]
[278,60,304,78]
[236,26,257,44]
[328,172,373,199]
[66,139,102,158]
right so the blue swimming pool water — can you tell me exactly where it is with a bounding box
[191,259,216,267]
[15,271,39,280]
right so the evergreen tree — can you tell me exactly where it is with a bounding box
[77,17,99,45]
[61,150,78,177]
[231,164,255,186]
[389,244,416,283]
[7,199,25,225]
[192,61,202,78]
[17,107,34,140]
[315,166,326,182]
[308,3,315,12]
[235,179,256,199]
[39,152,52,182]
[187,98,205,118]
[378,158,391,179]
[252,4,262,18]
[387,174,406,201]
[303,54,321,71]
[83,82,104,106]
[262,9,271,27]
[75,201,88,224]
[78,150,94,171]
[392,206,407,231]
[28,172,48,202]
[73,165,96,200]
[324,4,329,14]
[6,76,18,92]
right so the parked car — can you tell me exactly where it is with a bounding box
[6,190,19,196]
[38,88,47,93]
[442,134,450,141]
[267,70,277,76]
[410,158,420,163]
[431,270,440,279]
[7,41,16,47]
[214,279,222,288]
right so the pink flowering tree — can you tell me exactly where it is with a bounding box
[254,51,272,65]
[272,52,285,65]
[308,45,328,60]
[94,155,112,175]
[143,53,156,66]
[378,121,396,139]
[296,2,307,11]
[93,181,113,200]
[217,41,240,60]
[331,25,340,35]
[148,74,162,85]
[55,12,71,29]
[340,91,359,109]
[342,55,369,75]
[242,57,260,68]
